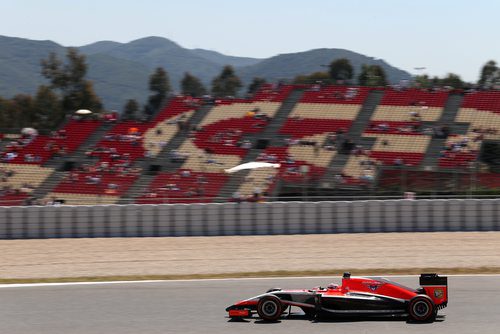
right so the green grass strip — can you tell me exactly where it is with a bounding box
[1,267,500,284]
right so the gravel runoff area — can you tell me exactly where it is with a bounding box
[0,232,499,280]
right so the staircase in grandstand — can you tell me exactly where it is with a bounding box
[120,103,213,203]
[421,93,465,168]
[216,88,305,199]
[31,122,114,199]
[322,89,385,186]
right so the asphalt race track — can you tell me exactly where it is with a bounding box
[0,276,498,334]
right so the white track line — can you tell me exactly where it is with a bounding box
[0,274,499,289]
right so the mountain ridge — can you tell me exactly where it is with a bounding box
[0,35,412,110]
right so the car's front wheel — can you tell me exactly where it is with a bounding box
[408,295,436,322]
[257,295,283,321]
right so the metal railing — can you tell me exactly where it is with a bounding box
[2,193,500,207]
[0,193,495,205]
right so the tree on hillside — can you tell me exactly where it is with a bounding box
[0,87,62,130]
[145,67,171,115]
[329,58,354,83]
[414,74,443,88]
[11,94,34,128]
[123,99,140,120]
[0,95,32,129]
[181,72,206,97]
[211,65,242,97]
[414,73,466,89]
[293,72,331,85]
[70,81,103,112]
[41,48,103,113]
[247,77,267,95]
[33,85,63,128]
[439,73,464,89]
[358,65,387,86]
[0,98,16,128]
[0,97,8,127]
[414,74,432,89]
[478,60,499,89]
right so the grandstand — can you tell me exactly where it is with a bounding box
[1,85,500,206]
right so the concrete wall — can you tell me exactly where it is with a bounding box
[0,199,499,239]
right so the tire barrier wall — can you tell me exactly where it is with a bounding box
[0,199,499,239]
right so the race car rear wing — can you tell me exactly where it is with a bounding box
[420,273,448,307]
[420,273,447,286]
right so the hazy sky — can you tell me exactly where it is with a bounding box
[2,0,498,81]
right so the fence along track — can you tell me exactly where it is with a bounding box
[0,199,499,239]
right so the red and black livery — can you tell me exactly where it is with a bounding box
[226,273,447,322]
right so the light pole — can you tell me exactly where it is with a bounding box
[413,67,427,87]
[300,165,310,201]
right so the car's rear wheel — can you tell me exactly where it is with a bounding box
[408,295,436,322]
[257,295,283,321]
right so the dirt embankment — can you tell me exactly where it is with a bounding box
[0,232,499,281]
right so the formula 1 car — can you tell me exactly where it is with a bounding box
[226,273,447,322]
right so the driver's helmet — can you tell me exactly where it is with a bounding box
[327,283,339,290]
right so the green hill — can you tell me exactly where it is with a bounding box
[236,48,411,84]
[77,41,123,55]
[85,54,150,111]
[0,35,65,97]
[190,48,262,67]
[0,35,413,111]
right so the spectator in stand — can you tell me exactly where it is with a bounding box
[231,191,243,203]
[314,143,320,156]
[24,154,34,162]
[196,175,207,185]
[59,129,67,139]
[360,170,374,183]
[393,158,404,166]
[285,154,295,164]
[206,157,223,165]
[334,173,345,184]
[378,123,389,131]
[185,188,196,197]
[3,152,18,161]
[87,175,102,185]
[241,140,252,149]
[345,87,358,100]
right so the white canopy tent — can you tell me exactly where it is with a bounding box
[224,162,281,174]
[21,127,38,135]
[75,109,92,115]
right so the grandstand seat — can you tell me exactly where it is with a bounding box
[52,169,139,196]
[136,169,228,204]
[440,91,500,168]
[44,192,120,205]
[0,192,29,206]
[1,119,101,165]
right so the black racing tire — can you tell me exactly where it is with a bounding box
[408,295,436,322]
[257,295,283,321]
